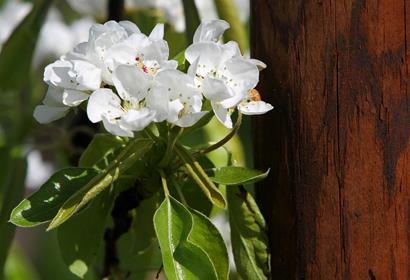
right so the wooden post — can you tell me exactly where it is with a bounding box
[251,0,410,279]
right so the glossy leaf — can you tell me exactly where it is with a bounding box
[57,187,115,278]
[208,166,269,186]
[175,144,226,208]
[9,168,97,227]
[173,50,186,71]
[79,133,125,170]
[153,196,229,280]
[227,187,270,279]
[48,138,153,230]
[0,0,52,92]
[0,149,26,276]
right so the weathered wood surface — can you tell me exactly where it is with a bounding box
[251,0,410,279]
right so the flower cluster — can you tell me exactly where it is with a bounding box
[34,19,272,136]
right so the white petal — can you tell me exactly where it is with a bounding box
[167,99,184,123]
[220,91,247,109]
[102,115,134,137]
[145,86,173,122]
[44,59,101,91]
[72,60,102,90]
[143,40,169,62]
[62,90,89,106]
[193,19,229,43]
[33,105,69,124]
[121,108,155,131]
[224,57,259,89]
[175,111,208,127]
[238,101,273,115]
[203,77,232,101]
[185,42,221,66]
[187,57,199,77]
[123,33,151,50]
[145,86,168,122]
[212,101,233,129]
[113,65,152,101]
[119,20,141,35]
[149,23,164,40]
[160,60,178,70]
[249,58,267,71]
[87,88,122,123]
[43,60,72,88]
[221,41,242,57]
[104,44,136,72]
[42,86,65,107]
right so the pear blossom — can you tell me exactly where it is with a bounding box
[186,40,259,128]
[34,18,271,136]
[33,86,70,124]
[185,20,272,128]
[153,69,207,127]
[87,65,159,137]
[67,21,174,85]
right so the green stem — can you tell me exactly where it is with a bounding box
[172,176,188,206]
[194,112,242,156]
[175,143,226,208]
[159,170,170,196]
[159,127,184,167]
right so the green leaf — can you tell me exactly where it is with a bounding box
[0,0,53,92]
[153,196,229,280]
[175,144,226,208]
[79,133,125,170]
[208,166,269,186]
[173,50,186,70]
[9,168,97,227]
[227,187,270,279]
[47,138,153,230]
[117,193,162,274]
[57,186,116,278]
[0,148,26,276]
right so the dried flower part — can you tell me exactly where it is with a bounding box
[249,89,262,101]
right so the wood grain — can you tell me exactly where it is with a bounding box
[251,0,410,279]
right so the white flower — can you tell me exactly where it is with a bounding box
[44,59,102,91]
[36,53,103,124]
[33,86,70,123]
[153,69,207,127]
[186,20,272,127]
[103,23,176,77]
[87,65,158,137]
[67,21,174,85]
[193,19,229,43]
[186,41,259,128]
